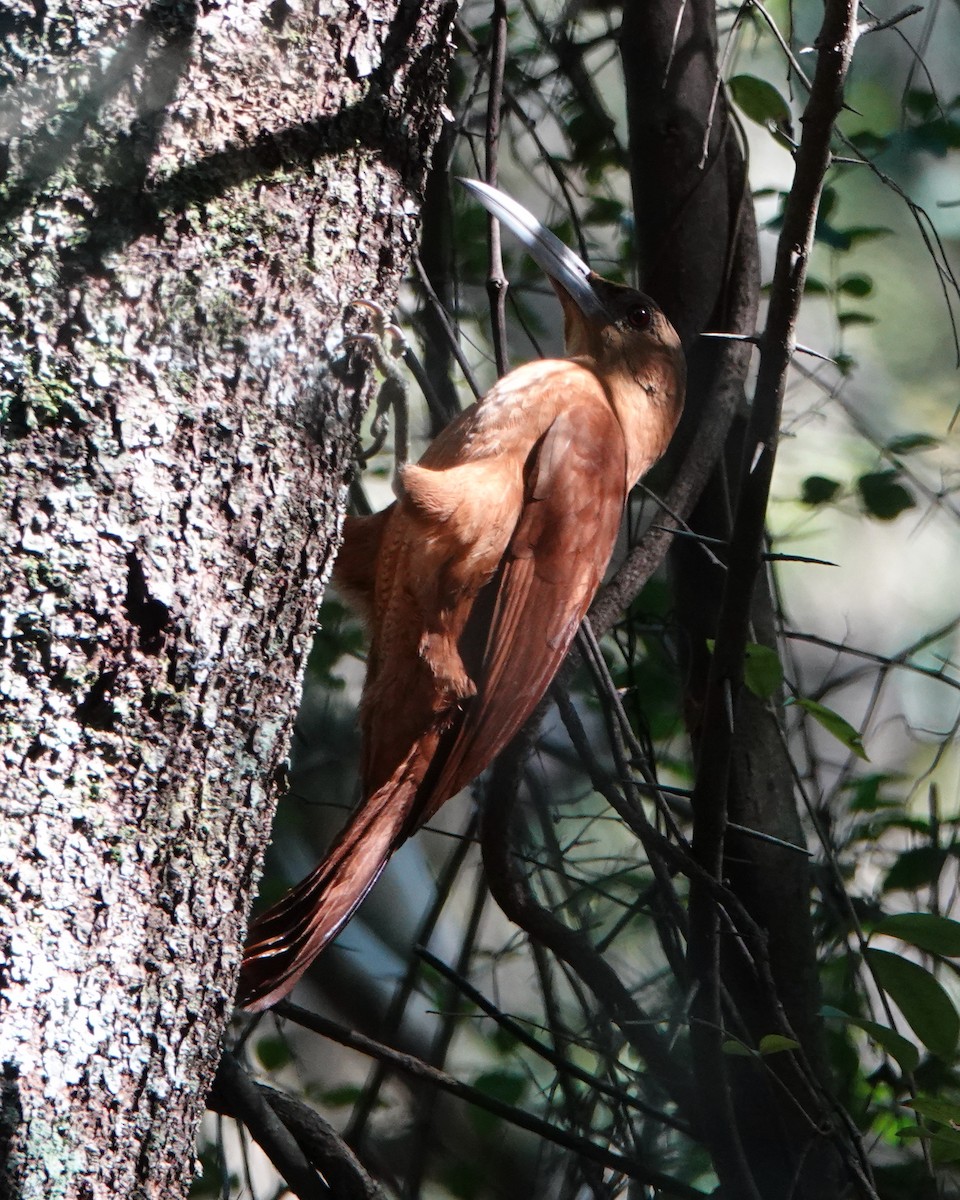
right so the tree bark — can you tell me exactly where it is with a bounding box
[0,2,455,1196]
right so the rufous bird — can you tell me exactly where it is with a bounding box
[237,180,685,1011]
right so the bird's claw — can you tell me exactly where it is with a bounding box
[342,299,410,472]
[344,299,407,360]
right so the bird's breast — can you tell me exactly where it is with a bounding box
[421,358,612,468]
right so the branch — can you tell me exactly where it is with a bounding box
[484,0,510,375]
[417,946,692,1135]
[589,199,758,635]
[412,252,484,400]
[270,1001,701,1198]
[258,1088,386,1200]
[684,1,861,1194]
[691,0,859,867]
[208,1052,332,1200]
[479,734,698,1124]
[346,810,479,1146]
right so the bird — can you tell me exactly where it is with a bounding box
[237,179,686,1011]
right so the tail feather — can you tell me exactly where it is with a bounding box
[237,763,421,1011]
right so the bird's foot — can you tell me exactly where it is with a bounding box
[419,631,477,708]
[343,299,409,471]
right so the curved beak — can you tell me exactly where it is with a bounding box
[459,178,609,322]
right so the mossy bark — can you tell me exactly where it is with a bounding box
[0,2,455,1196]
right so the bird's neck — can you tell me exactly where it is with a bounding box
[574,354,683,486]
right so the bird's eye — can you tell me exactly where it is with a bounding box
[627,306,652,331]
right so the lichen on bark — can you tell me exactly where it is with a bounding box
[0,2,456,1196]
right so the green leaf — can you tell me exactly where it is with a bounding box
[705,639,783,699]
[875,913,960,957]
[255,1037,293,1071]
[566,107,617,169]
[821,1005,920,1072]
[906,116,960,157]
[834,351,855,375]
[857,470,915,520]
[804,276,830,294]
[908,1095,960,1125]
[855,1017,922,1072]
[837,311,877,328]
[801,475,841,505]
[729,74,791,129]
[897,1122,960,1163]
[491,1023,521,1055]
[931,1133,960,1165]
[820,1004,849,1020]
[758,1034,800,1055]
[837,273,874,297]
[844,772,901,811]
[787,697,869,760]
[849,130,889,156]
[190,1143,237,1197]
[815,222,852,251]
[866,948,960,1058]
[721,1034,800,1058]
[743,642,783,699]
[473,1069,526,1104]
[468,1070,528,1132]
[841,225,893,246]
[883,847,948,893]
[932,1135,960,1165]
[721,1038,756,1057]
[584,196,624,224]
[885,433,940,455]
[906,89,938,119]
[319,1084,367,1107]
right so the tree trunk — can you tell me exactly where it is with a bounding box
[0,3,455,1196]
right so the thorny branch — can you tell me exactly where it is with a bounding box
[480,735,697,1123]
[683,0,863,1194]
[270,1001,703,1198]
[484,0,510,375]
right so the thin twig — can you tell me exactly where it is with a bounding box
[417,946,692,1134]
[683,5,861,1195]
[412,252,484,400]
[405,870,489,1195]
[479,735,697,1121]
[271,1001,702,1198]
[484,0,510,375]
[785,620,960,695]
[346,810,479,1146]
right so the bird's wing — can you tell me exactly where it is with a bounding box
[419,398,627,820]
[331,507,394,622]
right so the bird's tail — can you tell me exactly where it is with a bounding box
[236,760,422,1012]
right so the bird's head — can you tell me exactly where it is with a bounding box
[460,178,684,420]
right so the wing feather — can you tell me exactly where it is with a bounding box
[420,400,627,818]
